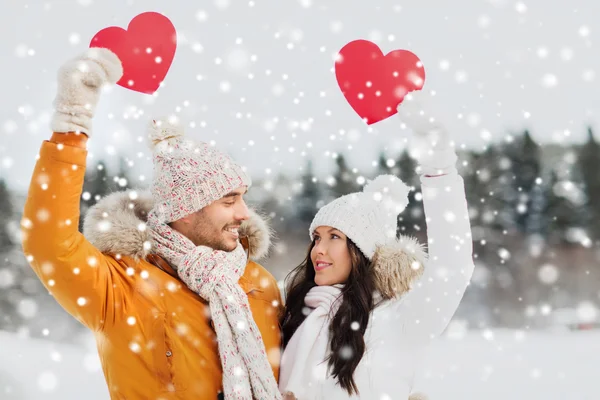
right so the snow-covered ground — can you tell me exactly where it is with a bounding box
[1,329,598,399]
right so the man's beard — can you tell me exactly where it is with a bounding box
[189,214,238,252]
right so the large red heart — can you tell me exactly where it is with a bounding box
[335,40,426,125]
[90,12,177,94]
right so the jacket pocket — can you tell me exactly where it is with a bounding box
[150,312,187,393]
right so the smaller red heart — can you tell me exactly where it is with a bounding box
[90,12,177,94]
[335,40,426,125]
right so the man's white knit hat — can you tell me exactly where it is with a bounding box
[309,174,411,259]
[147,116,251,223]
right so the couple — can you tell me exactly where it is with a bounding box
[21,49,474,399]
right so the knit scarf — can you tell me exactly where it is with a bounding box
[147,211,281,400]
[279,285,344,398]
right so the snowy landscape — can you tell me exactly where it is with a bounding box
[2,0,600,399]
[2,328,599,399]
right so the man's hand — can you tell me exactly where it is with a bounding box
[51,47,123,137]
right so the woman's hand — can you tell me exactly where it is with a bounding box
[396,90,458,177]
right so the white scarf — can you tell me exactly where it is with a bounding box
[279,285,344,398]
[148,211,281,400]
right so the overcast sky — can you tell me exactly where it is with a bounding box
[1,0,599,192]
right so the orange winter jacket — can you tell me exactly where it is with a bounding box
[21,133,283,399]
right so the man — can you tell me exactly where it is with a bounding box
[21,48,282,399]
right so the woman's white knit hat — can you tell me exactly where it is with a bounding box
[309,174,411,259]
[147,116,251,223]
[309,174,428,299]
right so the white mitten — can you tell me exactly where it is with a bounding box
[51,47,123,137]
[397,90,458,176]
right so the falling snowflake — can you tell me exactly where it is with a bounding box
[37,371,58,392]
[227,48,250,71]
[541,73,558,88]
[0,269,15,289]
[214,0,230,9]
[17,298,38,319]
[576,302,598,323]
[338,345,353,360]
[578,25,590,37]
[559,48,574,61]
[515,2,527,13]
[536,47,549,58]
[455,70,468,83]
[538,264,559,285]
[330,21,343,34]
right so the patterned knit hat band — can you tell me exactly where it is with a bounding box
[147,117,251,223]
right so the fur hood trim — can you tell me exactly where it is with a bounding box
[372,235,428,299]
[82,190,273,261]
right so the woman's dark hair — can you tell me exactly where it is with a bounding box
[280,237,375,395]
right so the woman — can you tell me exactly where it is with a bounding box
[279,90,476,399]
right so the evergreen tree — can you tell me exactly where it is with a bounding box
[115,156,134,192]
[296,160,321,224]
[79,160,113,232]
[462,150,485,227]
[526,180,546,236]
[463,148,499,258]
[397,149,417,187]
[505,131,542,233]
[0,180,12,251]
[395,150,422,237]
[577,127,600,240]
[376,151,394,176]
[330,154,359,198]
[79,157,136,232]
[477,144,514,235]
[0,179,15,327]
[83,161,112,205]
[542,170,586,244]
[0,179,27,331]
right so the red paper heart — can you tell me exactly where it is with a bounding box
[90,12,177,94]
[335,40,426,125]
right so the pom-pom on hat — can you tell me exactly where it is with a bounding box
[147,116,251,223]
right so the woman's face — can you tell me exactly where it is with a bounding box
[310,226,352,286]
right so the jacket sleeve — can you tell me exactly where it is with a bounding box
[21,135,119,332]
[397,171,475,343]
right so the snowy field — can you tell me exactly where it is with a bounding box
[1,329,598,399]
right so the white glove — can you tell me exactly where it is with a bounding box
[396,90,458,176]
[51,48,123,137]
